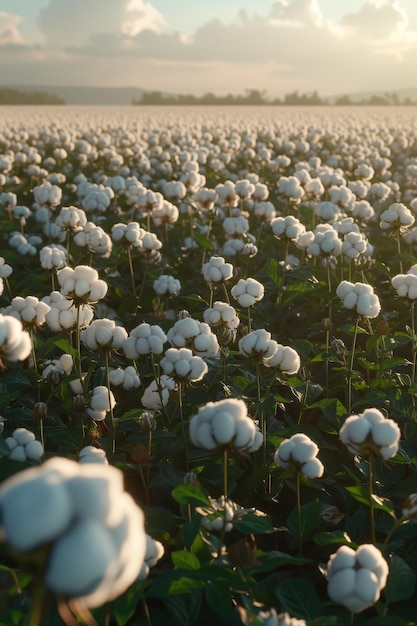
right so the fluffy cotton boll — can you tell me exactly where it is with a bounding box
[141,375,176,409]
[160,348,208,382]
[57,265,108,305]
[339,408,400,458]
[231,278,264,308]
[87,386,115,421]
[239,329,278,359]
[202,256,234,284]
[4,295,50,329]
[265,344,300,375]
[109,366,141,391]
[203,301,240,331]
[336,281,380,318]
[78,446,108,465]
[327,544,388,613]
[33,180,62,207]
[153,274,181,296]
[123,323,167,359]
[198,496,240,532]
[274,433,323,478]
[138,534,165,580]
[81,319,128,352]
[0,314,32,362]
[0,257,13,278]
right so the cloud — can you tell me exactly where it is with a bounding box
[2,0,417,97]
[341,0,408,39]
[0,11,25,45]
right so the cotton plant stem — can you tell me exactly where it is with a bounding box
[29,329,38,375]
[222,281,230,304]
[412,301,416,384]
[223,447,228,497]
[347,317,359,413]
[178,381,189,471]
[296,470,303,554]
[396,228,403,274]
[247,307,252,332]
[368,452,376,544]
[104,350,116,456]
[126,245,137,299]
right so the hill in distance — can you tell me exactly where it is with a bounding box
[3,85,145,105]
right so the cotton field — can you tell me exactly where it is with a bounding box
[0,105,417,626]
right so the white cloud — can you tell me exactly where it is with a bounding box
[0,11,25,45]
[341,0,408,39]
[122,0,165,36]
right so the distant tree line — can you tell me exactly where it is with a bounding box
[133,88,417,106]
[0,88,65,105]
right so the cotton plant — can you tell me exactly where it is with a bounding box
[87,385,116,422]
[123,322,167,358]
[141,374,176,410]
[80,319,127,353]
[42,353,73,384]
[3,295,50,331]
[160,347,208,383]
[166,316,219,357]
[57,265,108,307]
[231,277,264,331]
[326,544,389,614]
[391,263,417,380]
[0,313,32,362]
[109,365,141,391]
[153,274,181,297]
[202,255,234,290]
[0,457,147,611]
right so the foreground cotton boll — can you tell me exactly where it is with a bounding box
[238,329,278,360]
[4,295,50,330]
[274,433,324,479]
[138,534,165,580]
[326,544,389,613]
[339,407,400,459]
[56,265,108,305]
[166,317,219,357]
[0,313,32,362]
[264,343,300,375]
[231,277,264,307]
[189,398,262,451]
[87,386,116,421]
[141,374,176,409]
[43,291,93,332]
[78,445,108,465]
[5,427,43,462]
[336,280,381,318]
[202,255,234,285]
[160,347,208,382]
[0,457,146,608]
[123,322,167,358]
[80,318,128,352]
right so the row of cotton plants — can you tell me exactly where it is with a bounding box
[0,105,417,626]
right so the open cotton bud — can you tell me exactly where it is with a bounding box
[43,291,93,332]
[391,264,417,299]
[0,457,146,608]
[339,408,400,459]
[342,232,367,259]
[55,205,87,233]
[160,347,208,382]
[33,180,62,207]
[271,215,305,241]
[380,202,414,231]
[231,277,264,308]
[87,386,116,421]
[238,329,278,360]
[0,314,31,362]
[40,244,67,270]
[274,433,324,479]
[4,295,50,330]
[123,322,167,359]
[264,344,300,375]
[0,257,12,278]
[336,280,381,318]
[307,224,342,257]
[5,427,44,462]
[141,375,176,409]
[78,446,108,465]
[202,256,233,285]
[326,544,389,613]
[42,353,73,382]
[57,265,108,306]
[109,366,141,391]
[203,301,240,330]
[111,222,145,248]
[138,534,165,580]
[166,317,219,357]
[153,274,181,297]
[81,319,127,352]
[189,398,262,452]
[197,495,241,532]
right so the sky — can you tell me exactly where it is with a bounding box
[1,0,417,97]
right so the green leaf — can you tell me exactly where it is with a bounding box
[54,338,78,358]
[252,551,311,575]
[172,551,201,571]
[113,581,147,626]
[205,580,232,620]
[0,436,12,458]
[276,577,324,619]
[171,483,211,508]
[232,511,274,535]
[380,357,409,373]
[384,554,417,605]
[313,531,353,546]
[169,576,205,594]
[346,486,395,515]
[287,498,321,538]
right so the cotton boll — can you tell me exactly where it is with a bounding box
[45,520,117,598]
[211,411,236,444]
[12,428,35,446]
[301,458,324,479]
[327,545,357,573]
[8,446,27,462]
[354,568,379,604]
[25,440,44,461]
[327,568,356,603]
[371,421,400,447]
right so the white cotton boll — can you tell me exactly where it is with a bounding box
[327,568,356,603]
[274,439,294,465]
[5,437,17,450]
[8,446,27,462]
[196,422,218,450]
[45,520,117,598]
[79,446,108,465]
[66,470,122,524]
[340,416,371,445]
[379,443,398,459]
[302,458,324,479]
[25,440,44,460]
[211,411,236,444]
[60,354,73,374]
[336,281,352,300]
[0,469,73,550]
[13,428,35,446]
[291,438,318,464]
[354,568,379,604]
[371,420,400,447]
[343,292,357,310]
[328,545,357,573]
[233,419,255,449]
[89,280,108,302]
